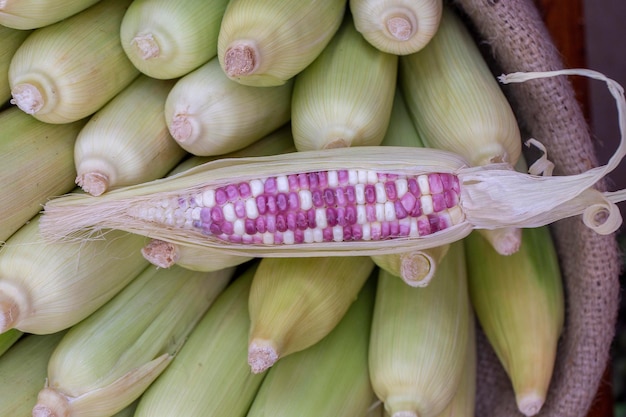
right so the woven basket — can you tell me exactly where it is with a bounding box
[450,0,622,415]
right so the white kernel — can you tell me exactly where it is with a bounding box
[262,232,274,244]
[348,170,358,185]
[191,207,202,221]
[245,199,259,219]
[409,218,419,237]
[396,178,408,198]
[250,179,264,197]
[202,189,216,207]
[384,201,396,221]
[328,170,339,187]
[420,195,433,215]
[174,209,186,227]
[375,204,385,222]
[356,205,367,224]
[362,224,371,240]
[184,218,194,229]
[447,206,465,225]
[223,203,236,221]
[357,170,368,184]
[283,230,295,244]
[313,229,324,242]
[315,208,327,229]
[367,170,378,184]
[159,198,170,208]
[164,209,175,225]
[299,189,313,210]
[233,219,245,235]
[375,183,386,203]
[276,175,289,192]
[192,193,203,207]
[355,184,365,204]
[418,175,430,194]
[332,225,343,242]
[304,229,314,243]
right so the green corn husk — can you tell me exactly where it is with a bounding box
[74,75,185,196]
[247,256,375,373]
[0,0,101,29]
[0,328,22,357]
[0,107,85,243]
[247,274,376,417]
[8,0,139,124]
[133,263,266,417]
[464,226,564,416]
[110,401,138,417]
[32,264,234,417]
[0,213,149,334]
[0,26,31,102]
[369,240,470,417]
[217,0,347,86]
[291,14,398,151]
[164,56,293,156]
[0,332,65,416]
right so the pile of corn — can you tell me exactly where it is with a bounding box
[0,0,583,415]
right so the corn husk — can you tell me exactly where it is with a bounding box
[8,0,139,123]
[164,56,293,156]
[247,256,374,373]
[0,0,100,29]
[32,265,234,417]
[350,0,443,55]
[74,75,185,196]
[0,26,31,102]
[0,107,85,243]
[247,274,376,417]
[0,328,22,357]
[291,14,398,150]
[369,240,470,417]
[217,0,347,86]
[133,263,266,417]
[120,0,230,79]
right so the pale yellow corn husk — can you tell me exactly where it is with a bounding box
[0,26,30,102]
[32,265,234,417]
[133,264,266,417]
[464,226,564,416]
[120,0,229,79]
[0,328,22,357]
[0,0,100,29]
[399,6,521,167]
[164,56,293,156]
[0,212,149,334]
[350,0,443,55]
[247,275,376,417]
[369,240,470,417]
[291,14,397,151]
[74,75,185,196]
[0,331,65,416]
[247,256,375,373]
[8,0,139,124]
[217,0,347,86]
[0,107,85,243]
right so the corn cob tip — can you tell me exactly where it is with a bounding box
[131,33,161,60]
[10,83,45,115]
[0,298,19,333]
[169,113,198,143]
[516,391,545,416]
[478,227,522,256]
[223,42,259,77]
[385,12,415,41]
[32,388,70,417]
[0,282,29,333]
[141,239,179,268]
[76,172,109,197]
[391,411,418,417]
[399,251,434,287]
[248,339,278,374]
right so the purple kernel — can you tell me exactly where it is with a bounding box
[432,193,447,212]
[308,172,319,190]
[366,205,377,222]
[221,221,234,235]
[286,212,297,231]
[399,221,410,236]
[276,193,288,212]
[440,173,453,191]
[296,211,308,230]
[351,224,363,240]
[410,199,422,217]
[288,175,299,191]
[200,207,211,223]
[274,233,283,244]
[345,206,357,225]
[276,214,287,232]
[343,226,352,241]
[326,208,338,227]
[394,201,408,219]
[444,190,459,208]
[264,177,277,194]
[266,195,277,214]
[215,188,227,205]
[312,190,324,207]
[384,181,397,200]
[389,221,399,237]
[323,228,334,242]
[266,215,276,233]
[245,219,256,235]
[210,207,224,223]
[323,188,335,206]
[288,192,299,210]
[307,209,317,228]
[238,182,251,198]
[225,184,239,200]
[417,217,431,236]
[381,222,390,239]
[336,207,346,227]
[256,195,267,215]
[209,223,222,235]
[371,223,382,240]
[294,229,304,243]
[298,173,309,190]
[256,216,267,233]
[400,192,416,213]
[428,214,441,233]
[317,171,328,188]
[337,170,349,185]
[229,234,242,243]
[234,201,246,218]
[335,188,346,206]
[345,186,356,203]
[428,174,444,194]
[408,178,420,197]
[364,185,376,203]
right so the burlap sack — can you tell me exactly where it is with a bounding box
[447,0,623,416]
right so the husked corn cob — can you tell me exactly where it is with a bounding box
[0,26,30,102]
[8,0,139,124]
[246,276,376,417]
[291,14,398,150]
[350,0,443,55]
[217,0,347,86]
[0,328,22,357]
[164,56,293,156]
[369,240,470,417]
[0,213,149,334]
[464,226,564,416]
[133,264,266,417]
[74,75,185,196]
[32,265,234,417]
[0,332,65,416]
[120,0,230,79]
[0,107,85,243]
[0,0,100,29]
[248,256,374,373]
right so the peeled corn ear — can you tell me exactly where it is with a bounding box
[9,0,139,123]
[0,26,30,102]
[248,256,374,373]
[291,14,398,151]
[0,0,100,29]
[217,0,347,86]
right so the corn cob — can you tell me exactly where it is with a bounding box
[0,26,30,102]
[0,213,149,334]
[0,0,100,29]
[133,264,266,417]
[246,274,376,417]
[120,0,229,80]
[32,265,234,417]
[350,0,443,55]
[369,240,470,417]
[164,56,293,156]
[248,255,374,373]
[8,0,139,124]
[74,75,185,196]
[291,14,398,150]
[0,107,85,243]
[0,328,22,357]
[464,226,564,416]
[217,0,347,86]
[0,331,65,416]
